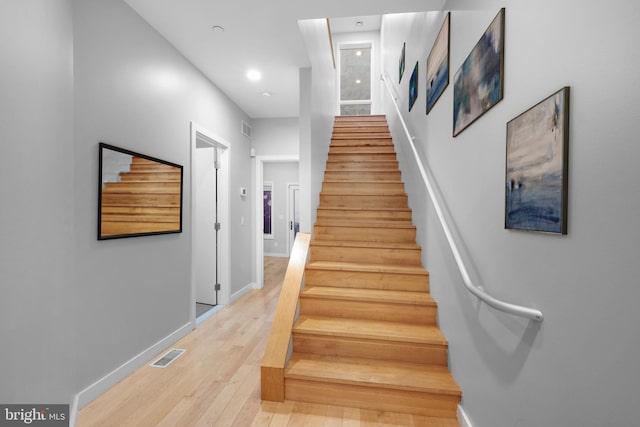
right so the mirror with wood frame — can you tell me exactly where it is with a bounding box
[98,143,183,240]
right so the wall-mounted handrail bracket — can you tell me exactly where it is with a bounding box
[381,73,543,322]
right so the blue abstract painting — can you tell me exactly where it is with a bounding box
[409,62,418,111]
[399,42,406,83]
[426,12,450,114]
[505,87,570,234]
[453,8,504,136]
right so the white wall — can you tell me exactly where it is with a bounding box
[0,0,76,404]
[71,0,253,405]
[263,163,300,256]
[299,20,337,232]
[381,1,640,426]
[252,118,299,156]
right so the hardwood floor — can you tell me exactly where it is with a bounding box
[77,257,459,426]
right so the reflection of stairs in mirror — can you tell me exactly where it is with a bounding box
[100,157,181,236]
[285,115,462,422]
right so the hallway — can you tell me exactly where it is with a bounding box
[77,257,458,426]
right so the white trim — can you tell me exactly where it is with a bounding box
[254,155,299,289]
[230,282,258,303]
[190,121,232,326]
[69,394,79,427]
[458,405,473,427]
[74,322,192,409]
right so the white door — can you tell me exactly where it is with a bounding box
[195,146,218,305]
[288,184,300,254]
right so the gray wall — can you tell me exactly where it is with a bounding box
[299,20,337,233]
[0,0,76,404]
[252,118,299,156]
[381,1,640,426]
[1,0,254,407]
[73,0,253,396]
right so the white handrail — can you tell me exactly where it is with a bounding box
[381,73,543,322]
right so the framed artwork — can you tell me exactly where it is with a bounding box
[453,8,505,136]
[409,62,419,111]
[98,143,183,240]
[505,87,570,234]
[399,42,406,83]
[426,12,450,114]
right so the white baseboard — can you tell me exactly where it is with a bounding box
[230,282,258,303]
[458,405,473,427]
[72,321,193,417]
[264,252,289,258]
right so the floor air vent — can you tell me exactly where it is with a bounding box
[150,348,185,368]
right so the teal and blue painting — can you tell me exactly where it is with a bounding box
[453,8,504,136]
[505,87,570,234]
[409,62,418,111]
[426,12,450,114]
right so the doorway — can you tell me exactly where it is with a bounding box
[190,122,230,327]
[255,155,299,289]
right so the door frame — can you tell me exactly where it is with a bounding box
[190,122,230,328]
[254,155,299,289]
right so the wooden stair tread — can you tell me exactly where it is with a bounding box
[314,220,414,228]
[301,286,434,306]
[285,354,460,396]
[306,261,428,275]
[310,240,419,250]
[294,316,444,344]
[317,206,411,212]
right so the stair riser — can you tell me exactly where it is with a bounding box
[324,171,401,181]
[101,193,180,206]
[327,153,397,162]
[322,181,405,195]
[331,135,391,142]
[329,145,394,154]
[103,182,180,193]
[314,225,415,243]
[299,299,436,325]
[332,125,389,131]
[325,161,399,171]
[305,269,428,291]
[292,335,448,365]
[319,194,408,209]
[317,209,412,222]
[120,173,181,181]
[310,246,422,266]
[284,379,460,418]
[330,138,392,147]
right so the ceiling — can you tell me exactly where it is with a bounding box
[124,0,446,119]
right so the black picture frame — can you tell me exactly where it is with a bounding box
[453,8,505,136]
[426,12,450,115]
[98,143,183,240]
[505,87,570,234]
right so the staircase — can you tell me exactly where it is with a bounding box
[100,156,181,236]
[284,115,461,420]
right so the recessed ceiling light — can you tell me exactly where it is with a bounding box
[246,69,262,82]
[261,91,273,97]
[356,79,361,84]
[356,50,362,56]
[356,21,364,27]
[211,25,225,33]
